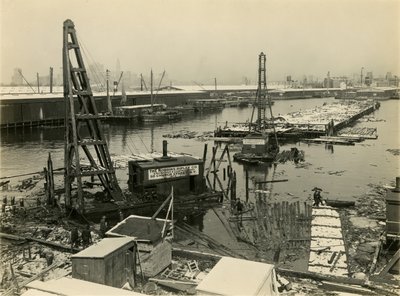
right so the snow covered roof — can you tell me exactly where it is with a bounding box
[71,237,136,259]
[196,257,276,296]
[24,277,146,295]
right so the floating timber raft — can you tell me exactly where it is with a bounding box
[302,137,355,145]
[308,207,348,277]
[214,100,379,139]
[338,127,378,139]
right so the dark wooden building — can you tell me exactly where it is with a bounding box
[128,145,205,197]
[71,237,136,288]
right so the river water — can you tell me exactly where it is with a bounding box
[1,98,399,211]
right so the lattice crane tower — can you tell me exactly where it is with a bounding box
[63,19,124,213]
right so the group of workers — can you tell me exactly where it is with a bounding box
[69,211,124,252]
[2,196,25,214]
[70,225,93,251]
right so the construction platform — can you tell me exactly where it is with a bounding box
[214,100,380,140]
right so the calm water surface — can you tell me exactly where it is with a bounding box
[1,98,399,209]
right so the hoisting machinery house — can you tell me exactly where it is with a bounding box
[63,19,124,214]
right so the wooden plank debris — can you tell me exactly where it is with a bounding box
[378,248,400,276]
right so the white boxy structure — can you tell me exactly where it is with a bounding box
[196,257,279,296]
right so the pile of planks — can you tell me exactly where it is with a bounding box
[338,127,378,139]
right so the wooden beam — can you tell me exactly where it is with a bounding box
[19,262,63,288]
[320,281,376,295]
[151,193,172,219]
[276,267,398,296]
[255,179,289,184]
[0,232,80,253]
[378,248,400,276]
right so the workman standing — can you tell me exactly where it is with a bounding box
[70,227,79,251]
[45,251,54,266]
[100,216,108,238]
[81,225,92,248]
[119,210,124,222]
[236,199,244,226]
[313,188,323,207]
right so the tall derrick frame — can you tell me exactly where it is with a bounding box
[63,19,123,213]
[257,52,267,131]
[256,52,279,147]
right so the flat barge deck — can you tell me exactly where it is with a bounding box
[214,100,380,139]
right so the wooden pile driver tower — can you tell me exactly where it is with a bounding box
[63,19,124,213]
[251,52,279,146]
[256,52,267,131]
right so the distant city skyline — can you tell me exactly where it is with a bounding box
[3,64,397,88]
[1,0,399,85]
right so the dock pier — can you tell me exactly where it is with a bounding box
[214,100,380,140]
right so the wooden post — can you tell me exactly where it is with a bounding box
[223,168,226,181]
[212,147,216,190]
[230,171,237,201]
[36,72,40,93]
[43,167,49,202]
[48,153,55,206]
[106,69,113,115]
[245,170,249,203]
[202,143,208,162]
[49,67,53,93]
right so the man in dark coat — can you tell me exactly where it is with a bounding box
[70,227,79,251]
[99,216,108,238]
[81,225,92,248]
[313,188,323,207]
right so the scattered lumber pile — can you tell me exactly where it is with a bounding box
[275,148,305,163]
[338,127,378,139]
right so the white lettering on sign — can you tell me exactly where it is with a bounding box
[243,138,266,145]
[148,165,199,180]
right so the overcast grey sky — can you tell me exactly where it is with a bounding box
[1,0,399,85]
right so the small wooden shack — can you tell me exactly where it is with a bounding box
[386,177,400,238]
[106,215,172,277]
[71,237,136,288]
[128,141,205,197]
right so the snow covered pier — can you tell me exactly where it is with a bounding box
[308,207,348,277]
[214,100,379,139]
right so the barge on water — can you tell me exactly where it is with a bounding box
[215,100,380,140]
[112,104,182,123]
[80,143,221,218]
[233,133,279,164]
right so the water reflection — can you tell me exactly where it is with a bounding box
[1,99,399,233]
